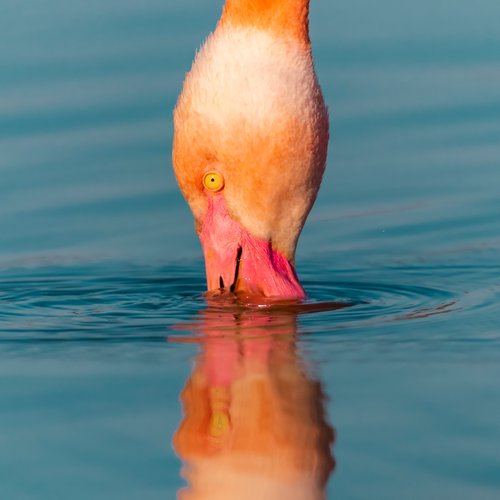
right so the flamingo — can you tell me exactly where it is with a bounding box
[173,0,329,299]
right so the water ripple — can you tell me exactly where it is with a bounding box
[0,263,496,351]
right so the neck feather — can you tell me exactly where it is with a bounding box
[220,0,310,44]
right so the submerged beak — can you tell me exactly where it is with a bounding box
[199,197,305,300]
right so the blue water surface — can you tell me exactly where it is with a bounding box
[1,0,500,498]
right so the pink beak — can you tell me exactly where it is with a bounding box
[199,196,306,300]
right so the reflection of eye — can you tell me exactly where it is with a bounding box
[203,171,224,192]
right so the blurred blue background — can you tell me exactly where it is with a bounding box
[1,1,500,498]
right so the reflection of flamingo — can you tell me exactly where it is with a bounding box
[173,306,335,500]
[173,0,329,299]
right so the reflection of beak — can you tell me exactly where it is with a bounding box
[199,197,306,299]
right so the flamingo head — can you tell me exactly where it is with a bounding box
[172,0,328,299]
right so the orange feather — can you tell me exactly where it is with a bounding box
[220,0,310,44]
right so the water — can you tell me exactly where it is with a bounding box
[1,0,500,498]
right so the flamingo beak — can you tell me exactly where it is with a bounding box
[199,196,306,300]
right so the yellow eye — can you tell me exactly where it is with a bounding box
[203,171,224,192]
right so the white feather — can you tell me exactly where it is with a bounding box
[182,26,318,134]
